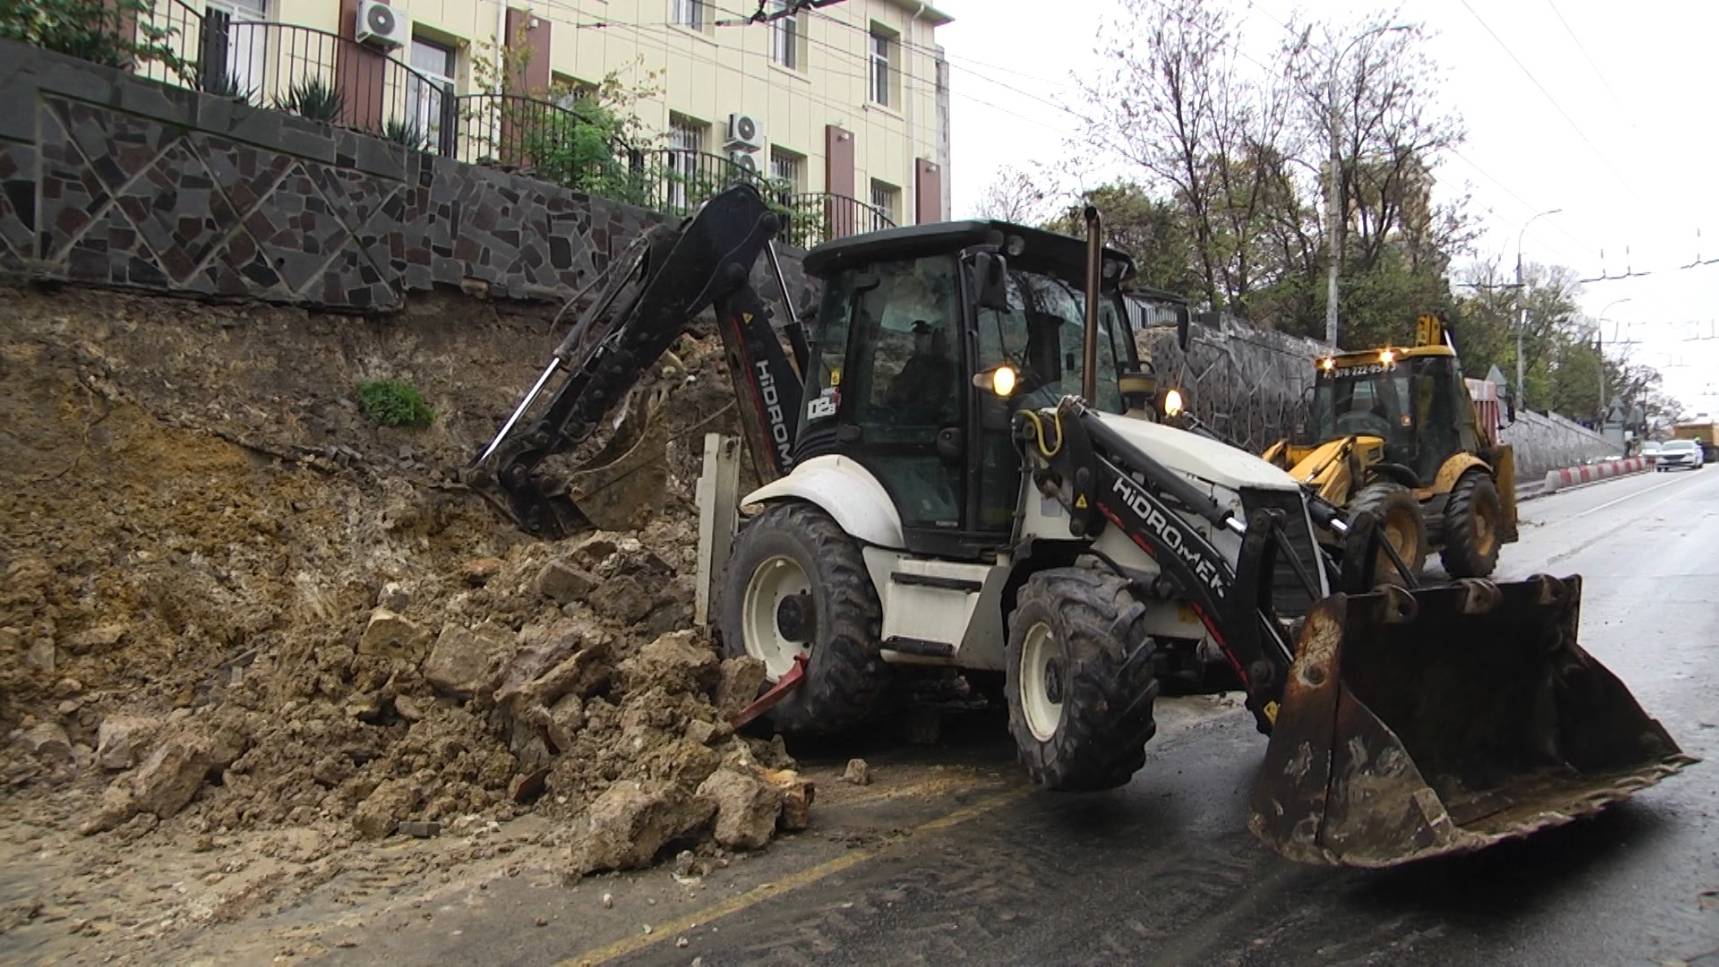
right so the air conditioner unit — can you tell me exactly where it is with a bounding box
[725,113,764,151]
[729,151,760,175]
[355,0,409,50]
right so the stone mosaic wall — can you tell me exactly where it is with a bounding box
[0,41,724,312]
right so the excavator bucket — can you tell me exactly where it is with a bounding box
[1251,575,1696,867]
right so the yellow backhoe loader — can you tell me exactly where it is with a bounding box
[1263,315,1516,581]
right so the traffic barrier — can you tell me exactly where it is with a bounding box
[1541,457,1648,493]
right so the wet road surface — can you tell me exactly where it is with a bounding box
[627,468,1719,966]
[303,468,1719,967]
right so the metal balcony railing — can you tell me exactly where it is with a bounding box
[124,3,901,245]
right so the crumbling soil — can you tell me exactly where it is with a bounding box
[0,284,803,959]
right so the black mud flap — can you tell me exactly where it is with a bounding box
[1250,575,1698,867]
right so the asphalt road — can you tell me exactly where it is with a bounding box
[636,467,1719,966]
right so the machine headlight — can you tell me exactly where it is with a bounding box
[992,365,1018,397]
[1163,388,1185,418]
[1380,348,1396,365]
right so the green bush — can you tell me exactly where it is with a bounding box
[2,0,184,72]
[275,76,343,123]
[358,380,434,428]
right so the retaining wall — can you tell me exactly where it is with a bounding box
[0,40,812,315]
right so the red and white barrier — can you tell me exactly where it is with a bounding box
[1541,457,1648,493]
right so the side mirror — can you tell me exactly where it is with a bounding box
[1175,305,1191,351]
[972,252,1011,312]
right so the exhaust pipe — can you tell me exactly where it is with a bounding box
[1081,205,1102,403]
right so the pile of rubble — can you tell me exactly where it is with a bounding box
[9,530,815,876]
[0,286,809,879]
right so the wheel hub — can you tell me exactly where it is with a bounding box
[1019,622,1064,742]
[775,592,815,641]
[741,555,814,680]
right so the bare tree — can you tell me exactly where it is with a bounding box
[973,165,1051,224]
[1282,15,1468,277]
[1081,0,1230,308]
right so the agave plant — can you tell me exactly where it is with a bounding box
[382,117,428,152]
[201,71,257,105]
[274,76,343,123]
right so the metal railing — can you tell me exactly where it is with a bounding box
[126,2,899,245]
[135,0,453,146]
[773,191,895,248]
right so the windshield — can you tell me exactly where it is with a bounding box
[1309,365,1413,444]
[976,268,1126,414]
[1663,440,1697,451]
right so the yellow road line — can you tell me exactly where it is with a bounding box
[561,785,1033,966]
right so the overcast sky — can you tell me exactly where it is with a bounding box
[934,0,1719,418]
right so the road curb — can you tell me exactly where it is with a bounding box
[1539,457,1648,495]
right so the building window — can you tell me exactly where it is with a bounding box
[870,179,899,226]
[770,1,804,70]
[406,37,457,146]
[769,147,803,190]
[200,0,267,100]
[551,73,598,113]
[869,26,896,107]
[668,114,708,210]
[670,0,705,31]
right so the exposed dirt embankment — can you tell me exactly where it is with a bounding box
[0,285,809,956]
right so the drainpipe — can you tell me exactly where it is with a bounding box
[495,1,507,94]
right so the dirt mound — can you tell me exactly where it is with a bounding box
[0,284,799,878]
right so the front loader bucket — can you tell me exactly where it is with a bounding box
[1251,576,1697,867]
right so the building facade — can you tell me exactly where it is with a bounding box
[144,0,952,226]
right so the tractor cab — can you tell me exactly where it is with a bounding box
[1306,344,1481,486]
[797,222,1149,557]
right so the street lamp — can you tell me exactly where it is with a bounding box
[1514,207,1563,409]
[1594,297,1632,419]
[1323,23,1412,348]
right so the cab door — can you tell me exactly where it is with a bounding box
[808,256,970,550]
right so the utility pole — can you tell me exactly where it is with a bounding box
[1322,23,1410,349]
[1595,297,1631,423]
[1514,207,1562,410]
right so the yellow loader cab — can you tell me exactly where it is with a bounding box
[1261,316,1518,579]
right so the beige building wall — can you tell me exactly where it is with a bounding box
[166,0,952,223]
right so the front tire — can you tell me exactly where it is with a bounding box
[1440,471,1503,578]
[1004,568,1159,791]
[1346,481,1426,584]
[719,502,889,733]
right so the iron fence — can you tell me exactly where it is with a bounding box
[125,3,897,245]
[773,191,895,248]
[135,0,452,146]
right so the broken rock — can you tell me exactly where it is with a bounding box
[63,624,126,655]
[422,623,511,698]
[589,575,653,625]
[571,780,716,876]
[534,560,599,605]
[697,768,782,851]
[762,769,814,831]
[358,609,429,660]
[620,631,718,696]
[354,777,423,840]
[21,722,73,763]
[714,657,767,720]
[96,715,160,771]
[458,557,505,586]
[841,758,871,786]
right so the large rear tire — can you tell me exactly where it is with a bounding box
[1440,472,1503,578]
[719,502,889,733]
[1346,481,1426,585]
[1004,568,1159,791]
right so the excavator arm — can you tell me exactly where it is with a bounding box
[470,185,806,538]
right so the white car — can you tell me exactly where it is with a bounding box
[1655,439,1705,471]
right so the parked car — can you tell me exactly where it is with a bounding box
[1655,438,1705,471]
